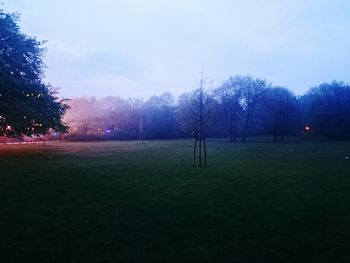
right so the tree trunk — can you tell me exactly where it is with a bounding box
[280,124,285,141]
[273,121,279,142]
[233,123,237,142]
[242,113,250,142]
[229,127,233,142]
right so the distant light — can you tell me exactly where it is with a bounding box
[6,125,11,130]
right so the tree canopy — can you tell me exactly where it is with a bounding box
[302,81,350,139]
[0,8,68,137]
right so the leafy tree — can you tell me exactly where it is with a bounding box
[262,87,298,141]
[0,8,68,137]
[143,92,178,139]
[63,97,102,139]
[303,81,350,139]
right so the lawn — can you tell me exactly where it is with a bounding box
[1,139,350,262]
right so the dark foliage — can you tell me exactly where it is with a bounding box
[0,9,68,137]
[302,81,350,139]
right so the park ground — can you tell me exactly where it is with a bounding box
[0,139,350,262]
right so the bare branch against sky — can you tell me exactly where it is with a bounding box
[4,0,350,98]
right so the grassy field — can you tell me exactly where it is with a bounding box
[1,139,350,262]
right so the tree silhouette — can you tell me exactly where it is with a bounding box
[0,8,68,137]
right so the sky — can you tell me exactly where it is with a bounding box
[3,0,350,99]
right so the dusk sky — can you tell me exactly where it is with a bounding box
[4,0,350,99]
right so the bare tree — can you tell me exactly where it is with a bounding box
[179,70,214,167]
[241,76,269,142]
[214,76,244,142]
[128,98,145,140]
[177,79,215,136]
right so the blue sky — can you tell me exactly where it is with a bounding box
[3,0,350,99]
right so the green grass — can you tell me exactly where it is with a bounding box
[1,139,350,262]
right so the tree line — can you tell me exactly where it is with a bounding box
[63,77,350,141]
[1,6,350,142]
